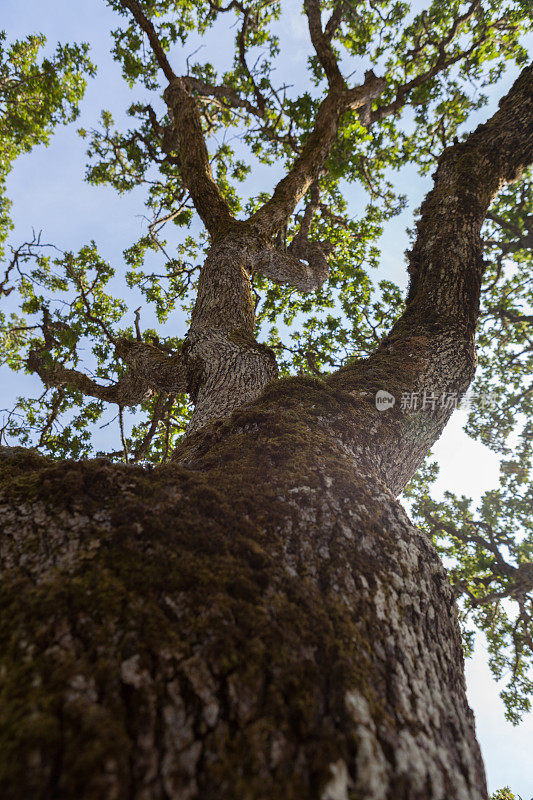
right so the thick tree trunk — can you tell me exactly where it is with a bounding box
[0,406,485,800]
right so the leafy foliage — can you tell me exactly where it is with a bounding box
[0,32,95,258]
[490,789,524,800]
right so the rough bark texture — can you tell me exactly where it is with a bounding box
[183,232,332,434]
[0,430,484,800]
[28,339,188,407]
[1,35,531,800]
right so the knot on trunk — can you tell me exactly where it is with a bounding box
[254,238,330,292]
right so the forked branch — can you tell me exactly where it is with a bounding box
[118,0,236,238]
[118,0,176,82]
[370,1,512,123]
[304,0,345,91]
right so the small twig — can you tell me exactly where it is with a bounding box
[119,406,129,463]
[134,307,142,340]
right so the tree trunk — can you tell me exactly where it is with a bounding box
[0,409,485,800]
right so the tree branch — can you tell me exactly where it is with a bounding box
[131,392,167,461]
[27,351,152,406]
[181,75,263,117]
[485,210,528,238]
[118,0,237,238]
[163,79,237,237]
[254,241,329,292]
[28,339,187,407]
[325,64,533,495]
[236,6,268,115]
[490,308,533,325]
[304,0,345,91]
[118,0,176,82]
[250,70,386,236]
[324,3,345,40]
[369,2,504,124]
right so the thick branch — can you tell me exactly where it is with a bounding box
[404,65,533,315]
[27,351,151,406]
[163,79,238,237]
[28,340,187,406]
[494,309,533,324]
[115,339,188,394]
[236,6,268,115]
[118,0,176,82]
[326,64,533,494]
[304,0,345,91]
[181,75,263,117]
[254,181,333,291]
[254,242,329,292]
[324,2,344,39]
[118,0,236,238]
[485,210,524,237]
[250,71,386,236]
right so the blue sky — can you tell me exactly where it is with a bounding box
[2,1,532,795]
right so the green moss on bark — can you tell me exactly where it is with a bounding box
[0,436,396,799]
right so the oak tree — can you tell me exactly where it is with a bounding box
[0,1,532,798]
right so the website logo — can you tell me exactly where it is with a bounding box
[375,390,395,411]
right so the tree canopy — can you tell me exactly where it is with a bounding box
[0,0,531,732]
[0,32,94,258]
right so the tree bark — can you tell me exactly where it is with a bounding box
[0,433,485,800]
